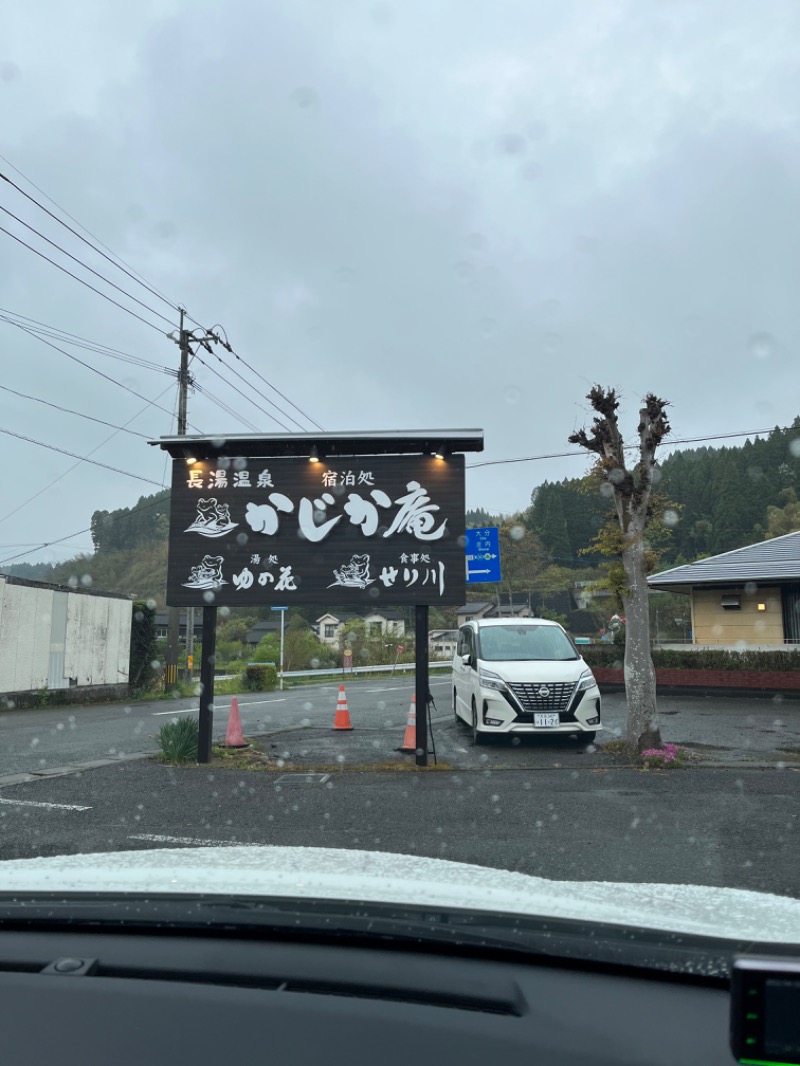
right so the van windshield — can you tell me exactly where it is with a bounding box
[477,625,579,662]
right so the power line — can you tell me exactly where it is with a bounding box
[0,203,175,327]
[0,223,166,333]
[0,158,322,435]
[193,381,261,433]
[0,426,163,485]
[198,342,308,431]
[222,343,324,431]
[0,160,179,312]
[0,382,178,529]
[191,350,294,432]
[0,383,151,438]
[4,318,202,430]
[185,318,324,431]
[0,313,165,372]
[466,427,794,469]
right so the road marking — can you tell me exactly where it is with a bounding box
[152,698,290,717]
[129,833,241,847]
[0,797,92,811]
[274,773,331,785]
[240,698,289,707]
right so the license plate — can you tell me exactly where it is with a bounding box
[534,713,560,727]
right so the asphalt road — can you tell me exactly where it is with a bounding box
[2,677,799,781]
[1,680,798,898]
[0,757,798,898]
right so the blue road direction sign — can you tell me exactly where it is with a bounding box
[465,527,501,584]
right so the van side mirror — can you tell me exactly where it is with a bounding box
[460,653,471,665]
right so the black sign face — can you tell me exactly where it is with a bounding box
[165,454,466,607]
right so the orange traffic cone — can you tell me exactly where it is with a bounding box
[399,694,416,752]
[223,696,248,748]
[332,684,353,730]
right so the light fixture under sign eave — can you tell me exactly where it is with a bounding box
[309,445,320,463]
[434,445,447,460]
[185,456,197,465]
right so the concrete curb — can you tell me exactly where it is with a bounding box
[0,751,154,788]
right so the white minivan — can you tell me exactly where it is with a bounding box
[452,618,601,744]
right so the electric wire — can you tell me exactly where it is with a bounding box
[467,427,798,469]
[0,427,163,485]
[0,203,175,327]
[0,384,151,438]
[191,350,294,432]
[0,223,166,333]
[0,163,179,311]
[5,318,202,430]
[0,308,166,372]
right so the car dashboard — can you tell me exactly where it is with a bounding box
[0,911,741,1066]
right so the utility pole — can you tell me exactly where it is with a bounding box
[164,310,230,694]
[165,309,189,691]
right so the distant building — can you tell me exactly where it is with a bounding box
[314,610,406,646]
[154,610,204,642]
[430,629,458,660]
[0,574,131,699]
[648,531,800,647]
[245,616,282,647]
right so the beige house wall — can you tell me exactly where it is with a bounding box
[691,587,783,645]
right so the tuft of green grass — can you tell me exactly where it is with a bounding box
[157,717,199,764]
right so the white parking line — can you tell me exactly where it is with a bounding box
[129,833,240,847]
[0,798,92,811]
[151,708,197,716]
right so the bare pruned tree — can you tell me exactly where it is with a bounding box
[569,386,671,751]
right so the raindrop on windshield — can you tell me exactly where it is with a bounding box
[748,332,775,360]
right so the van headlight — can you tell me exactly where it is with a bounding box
[576,669,596,692]
[479,669,507,692]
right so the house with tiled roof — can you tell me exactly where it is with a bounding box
[648,530,800,646]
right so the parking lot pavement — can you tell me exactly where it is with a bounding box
[1,754,798,900]
[2,679,800,785]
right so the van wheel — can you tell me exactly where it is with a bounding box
[472,699,483,746]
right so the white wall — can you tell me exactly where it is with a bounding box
[0,577,132,693]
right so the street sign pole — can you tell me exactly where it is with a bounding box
[197,606,217,764]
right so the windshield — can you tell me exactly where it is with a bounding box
[1,0,799,972]
[478,626,578,662]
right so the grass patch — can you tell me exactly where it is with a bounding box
[157,717,199,764]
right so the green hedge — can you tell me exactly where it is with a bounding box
[243,664,278,691]
[581,645,800,673]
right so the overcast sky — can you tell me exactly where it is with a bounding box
[1,0,799,567]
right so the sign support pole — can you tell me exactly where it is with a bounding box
[198,605,217,764]
[415,604,429,767]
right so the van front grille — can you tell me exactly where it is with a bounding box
[507,681,576,712]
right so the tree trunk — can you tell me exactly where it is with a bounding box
[621,532,662,752]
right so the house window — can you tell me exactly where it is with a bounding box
[369,622,382,636]
[324,624,336,638]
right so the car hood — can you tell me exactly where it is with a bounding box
[1,845,798,944]
[479,659,588,683]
